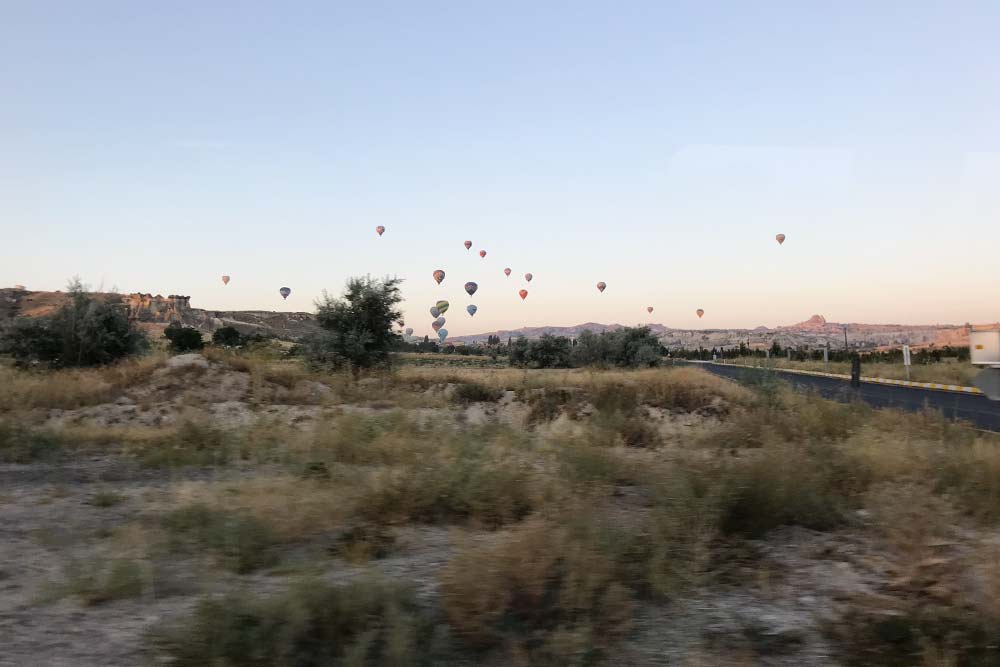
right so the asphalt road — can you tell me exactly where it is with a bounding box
[680,361,1000,431]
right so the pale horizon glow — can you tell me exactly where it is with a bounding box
[3,2,998,339]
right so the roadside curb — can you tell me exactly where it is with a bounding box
[708,362,983,396]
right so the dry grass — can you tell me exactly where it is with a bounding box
[724,357,978,386]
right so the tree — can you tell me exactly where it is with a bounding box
[0,278,147,368]
[303,276,404,373]
[212,326,243,347]
[164,323,205,352]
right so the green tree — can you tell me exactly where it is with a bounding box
[0,278,147,368]
[164,323,205,352]
[303,276,404,373]
[211,326,243,347]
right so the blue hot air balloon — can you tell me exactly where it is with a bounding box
[467,304,478,317]
[438,328,448,342]
[430,306,440,318]
[279,287,291,300]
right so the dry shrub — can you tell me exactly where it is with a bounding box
[152,578,439,666]
[0,366,114,411]
[359,428,542,528]
[162,503,280,573]
[635,367,754,411]
[442,519,633,664]
[310,412,433,466]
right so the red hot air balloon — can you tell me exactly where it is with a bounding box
[596,282,606,293]
[775,233,786,245]
[376,225,385,237]
[464,240,472,250]
[504,268,511,277]
[524,273,533,282]
[479,250,487,258]
[696,309,704,318]
[519,289,528,300]
[433,270,446,285]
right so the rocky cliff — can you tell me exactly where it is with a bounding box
[0,289,320,341]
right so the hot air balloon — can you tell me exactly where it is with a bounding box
[405,327,414,336]
[438,328,448,342]
[596,282,606,293]
[519,289,528,300]
[222,275,231,286]
[775,233,786,245]
[432,317,445,332]
[433,270,445,285]
[279,287,291,300]
[467,304,478,317]
[524,273,533,282]
[430,306,440,318]
[464,281,478,296]
[479,250,487,258]
[435,300,450,314]
[696,309,704,318]
[647,306,654,314]
[376,225,386,237]
[464,240,472,250]
[504,268,511,277]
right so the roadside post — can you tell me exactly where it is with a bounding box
[850,356,861,388]
[902,345,911,381]
[823,345,829,371]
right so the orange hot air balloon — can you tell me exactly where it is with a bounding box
[596,282,606,293]
[479,249,487,258]
[524,272,533,282]
[376,225,386,237]
[696,309,704,318]
[775,233,785,245]
[221,275,231,285]
[433,269,446,285]
[464,240,472,250]
[518,289,528,300]
[647,306,653,314]
[504,268,511,277]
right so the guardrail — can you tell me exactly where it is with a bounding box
[705,360,983,396]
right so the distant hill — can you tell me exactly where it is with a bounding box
[0,288,320,341]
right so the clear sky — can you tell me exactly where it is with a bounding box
[2,2,998,337]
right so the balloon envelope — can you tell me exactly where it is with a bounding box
[430,306,440,318]
[524,273,533,282]
[433,270,446,285]
[464,281,478,296]
[504,268,511,277]
[405,327,414,336]
[376,225,385,236]
[596,282,606,293]
[432,317,445,332]
[775,233,785,245]
[479,250,487,258]
[519,289,528,300]
[221,275,230,285]
[696,309,704,318]
[435,300,450,314]
[467,304,477,316]
[438,328,448,342]
[464,240,472,250]
[647,307,654,314]
[279,287,291,299]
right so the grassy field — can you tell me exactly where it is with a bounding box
[2,350,999,665]
[720,356,979,386]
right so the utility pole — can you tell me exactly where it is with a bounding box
[843,324,848,352]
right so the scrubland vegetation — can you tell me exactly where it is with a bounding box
[720,356,980,386]
[2,343,999,666]
[2,278,998,665]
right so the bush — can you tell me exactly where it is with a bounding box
[452,382,503,404]
[151,579,439,666]
[0,279,147,368]
[0,421,64,463]
[163,323,204,352]
[162,503,280,573]
[211,326,243,347]
[60,558,145,606]
[303,276,404,374]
